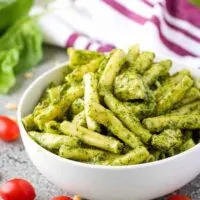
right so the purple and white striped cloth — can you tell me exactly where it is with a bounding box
[33,0,200,67]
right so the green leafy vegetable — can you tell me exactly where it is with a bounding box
[0,17,43,74]
[0,1,43,94]
[0,48,19,94]
[0,0,33,33]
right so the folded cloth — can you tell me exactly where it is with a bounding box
[32,0,200,68]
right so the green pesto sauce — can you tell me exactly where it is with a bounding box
[23,47,200,166]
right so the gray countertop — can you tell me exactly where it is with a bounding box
[0,46,200,200]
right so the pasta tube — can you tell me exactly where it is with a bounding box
[60,121,123,153]
[29,131,79,150]
[132,51,155,74]
[22,114,37,131]
[34,83,84,129]
[127,44,140,66]
[47,85,64,103]
[104,92,152,143]
[170,101,200,115]
[111,146,149,166]
[156,75,193,115]
[143,60,172,86]
[88,102,143,148]
[97,55,110,80]
[84,72,101,131]
[143,114,200,132]
[155,69,191,101]
[65,57,103,85]
[68,48,103,66]
[72,111,87,127]
[164,69,192,85]
[99,49,126,93]
[175,87,200,107]
[59,145,109,162]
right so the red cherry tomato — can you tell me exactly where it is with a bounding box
[0,115,19,142]
[0,178,36,200]
[51,196,73,200]
[167,194,191,200]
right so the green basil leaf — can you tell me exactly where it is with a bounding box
[0,17,43,74]
[0,48,19,94]
[0,0,33,33]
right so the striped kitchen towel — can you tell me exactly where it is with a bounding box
[32,0,200,67]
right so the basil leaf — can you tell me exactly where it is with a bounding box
[0,0,33,33]
[0,17,43,74]
[0,48,19,94]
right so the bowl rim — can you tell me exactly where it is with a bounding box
[17,61,200,170]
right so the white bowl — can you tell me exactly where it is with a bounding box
[18,61,200,200]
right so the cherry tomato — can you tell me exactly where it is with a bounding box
[0,178,36,200]
[167,194,191,200]
[0,115,19,142]
[51,196,73,200]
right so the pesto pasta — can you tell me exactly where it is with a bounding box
[23,46,200,166]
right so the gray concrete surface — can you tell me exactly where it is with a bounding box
[0,46,200,200]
